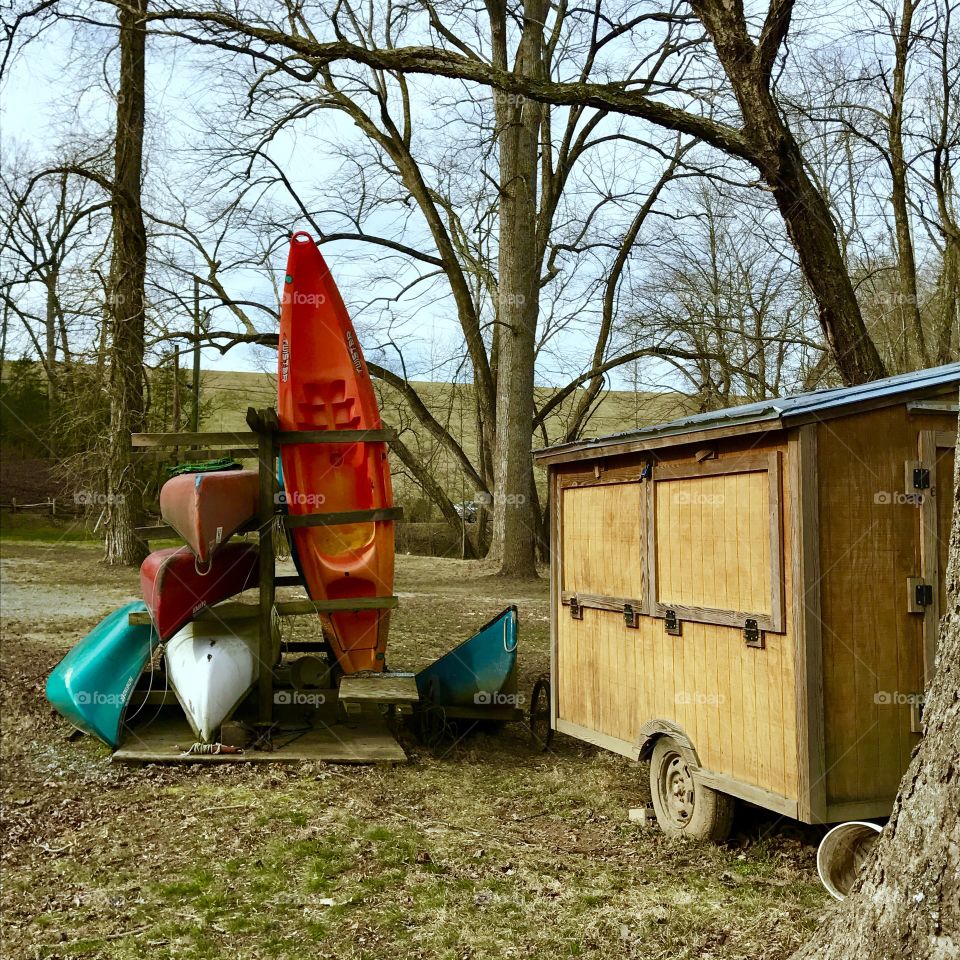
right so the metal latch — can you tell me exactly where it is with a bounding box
[570,596,583,620]
[913,467,930,490]
[914,582,933,607]
[744,618,764,648]
[664,609,681,636]
[624,603,639,628]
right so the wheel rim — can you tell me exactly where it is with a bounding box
[661,752,695,825]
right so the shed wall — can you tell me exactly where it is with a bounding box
[554,437,799,806]
[816,400,957,814]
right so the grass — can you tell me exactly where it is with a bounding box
[0,511,99,542]
[0,543,830,959]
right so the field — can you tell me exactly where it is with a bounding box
[196,372,694,510]
[1,540,830,960]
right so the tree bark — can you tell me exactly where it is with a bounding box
[486,0,545,577]
[795,404,960,959]
[103,0,148,566]
[888,0,928,369]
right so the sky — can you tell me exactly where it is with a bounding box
[2,31,511,381]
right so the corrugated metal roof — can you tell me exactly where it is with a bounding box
[534,361,960,460]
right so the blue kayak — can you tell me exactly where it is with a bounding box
[415,606,518,707]
[45,601,160,748]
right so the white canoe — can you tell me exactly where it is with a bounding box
[165,618,259,742]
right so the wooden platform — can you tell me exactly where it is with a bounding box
[112,716,407,765]
[338,673,420,704]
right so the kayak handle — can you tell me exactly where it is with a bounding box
[291,231,314,244]
[503,619,517,652]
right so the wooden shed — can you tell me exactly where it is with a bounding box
[534,364,959,839]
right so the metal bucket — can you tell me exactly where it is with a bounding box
[816,821,883,900]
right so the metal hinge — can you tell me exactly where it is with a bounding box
[907,577,933,613]
[664,609,681,636]
[914,582,934,607]
[913,467,931,490]
[624,603,639,629]
[569,596,583,620]
[744,618,765,649]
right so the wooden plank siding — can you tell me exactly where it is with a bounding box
[560,482,646,601]
[814,399,957,815]
[655,470,771,614]
[554,438,799,805]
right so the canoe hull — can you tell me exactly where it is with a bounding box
[45,601,159,748]
[160,469,259,564]
[277,232,394,674]
[416,607,518,707]
[165,617,260,742]
[140,543,259,640]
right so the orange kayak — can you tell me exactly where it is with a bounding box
[277,232,394,675]
[160,470,259,564]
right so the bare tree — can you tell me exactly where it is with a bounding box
[150,0,891,385]
[103,0,149,564]
[150,0,704,573]
[0,162,111,417]
[624,181,825,405]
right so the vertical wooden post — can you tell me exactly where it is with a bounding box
[255,408,276,725]
[172,346,180,431]
[191,277,201,433]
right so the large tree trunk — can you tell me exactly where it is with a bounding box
[486,0,545,577]
[795,406,960,959]
[103,0,148,566]
[888,0,927,370]
[689,0,887,386]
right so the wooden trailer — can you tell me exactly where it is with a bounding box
[534,364,959,839]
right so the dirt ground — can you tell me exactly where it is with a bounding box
[1,540,830,959]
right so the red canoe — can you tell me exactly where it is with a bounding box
[277,232,394,675]
[160,470,259,565]
[140,542,259,640]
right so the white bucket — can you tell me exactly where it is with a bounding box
[816,821,883,900]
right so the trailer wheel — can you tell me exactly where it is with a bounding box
[649,736,734,841]
[528,677,553,751]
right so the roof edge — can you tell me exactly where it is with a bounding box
[533,365,960,466]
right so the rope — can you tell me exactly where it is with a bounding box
[180,742,243,756]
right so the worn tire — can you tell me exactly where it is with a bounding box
[649,736,735,841]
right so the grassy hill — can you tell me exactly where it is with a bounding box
[199,370,693,514]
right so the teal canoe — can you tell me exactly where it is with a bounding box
[415,606,518,707]
[45,601,160,748]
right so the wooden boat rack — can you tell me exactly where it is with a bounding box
[130,406,408,731]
